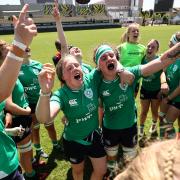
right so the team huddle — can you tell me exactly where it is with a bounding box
[0,2,180,180]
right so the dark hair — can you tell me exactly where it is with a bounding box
[56,58,65,84]
[153,39,160,50]
[68,45,74,50]
[176,33,180,42]
[55,40,61,51]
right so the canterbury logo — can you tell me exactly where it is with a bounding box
[102,90,111,96]
[69,99,78,106]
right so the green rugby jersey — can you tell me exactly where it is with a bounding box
[0,101,19,178]
[141,56,162,91]
[166,59,180,102]
[82,62,93,74]
[19,60,42,104]
[100,65,141,130]
[117,42,146,67]
[12,79,29,109]
[51,69,101,141]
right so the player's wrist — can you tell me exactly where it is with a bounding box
[40,89,51,97]
[12,40,27,51]
[161,81,167,85]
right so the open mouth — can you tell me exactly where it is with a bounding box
[74,72,81,80]
[133,35,138,38]
[75,49,80,54]
[107,63,115,70]
[147,50,153,55]
[75,51,81,56]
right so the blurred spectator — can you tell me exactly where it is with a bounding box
[52,40,61,66]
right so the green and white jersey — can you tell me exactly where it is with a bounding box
[100,65,141,130]
[117,42,146,67]
[0,101,5,121]
[51,69,101,141]
[19,60,42,104]
[141,56,162,91]
[0,101,19,178]
[166,59,180,102]
[12,79,29,109]
[82,62,93,74]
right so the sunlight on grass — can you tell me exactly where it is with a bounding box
[1,25,179,179]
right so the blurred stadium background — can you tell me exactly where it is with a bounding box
[0,0,179,34]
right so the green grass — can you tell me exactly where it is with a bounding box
[1,25,180,179]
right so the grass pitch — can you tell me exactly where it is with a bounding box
[1,25,180,179]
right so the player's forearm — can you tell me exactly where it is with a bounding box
[168,86,180,101]
[141,43,180,77]
[0,57,23,102]
[56,20,69,56]
[6,103,30,115]
[36,95,51,123]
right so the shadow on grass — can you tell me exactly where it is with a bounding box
[35,136,94,180]
[34,136,67,179]
[66,158,93,180]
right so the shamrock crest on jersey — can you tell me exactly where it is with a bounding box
[119,83,128,91]
[173,64,178,72]
[32,68,40,75]
[84,88,93,99]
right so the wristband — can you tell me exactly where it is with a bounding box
[40,89,51,97]
[161,82,167,84]
[10,45,25,58]
[12,40,26,51]
[7,51,23,62]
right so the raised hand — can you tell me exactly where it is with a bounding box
[160,82,169,96]
[119,69,135,86]
[13,4,37,46]
[53,0,61,21]
[24,106,31,115]
[38,63,55,94]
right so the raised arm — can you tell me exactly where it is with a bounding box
[36,63,58,123]
[141,42,180,77]
[116,60,135,86]
[53,0,69,56]
[0,4,37,102]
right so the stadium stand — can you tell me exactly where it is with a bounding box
[0,3,120,34]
